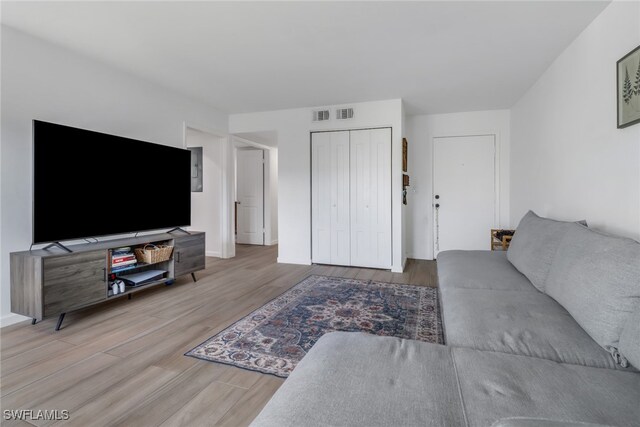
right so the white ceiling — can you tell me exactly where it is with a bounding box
[1,1,609,115]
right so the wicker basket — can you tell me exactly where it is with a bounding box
[134,244,174,264]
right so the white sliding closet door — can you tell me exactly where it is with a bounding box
[350,128,392,269]
[311,131,350,265]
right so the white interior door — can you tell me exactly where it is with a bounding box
[311,131,350,265]
[237,149,264,245]
[433,135,496,255]
[350,128,392,269]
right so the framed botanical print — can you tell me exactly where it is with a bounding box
[617,45,640,129]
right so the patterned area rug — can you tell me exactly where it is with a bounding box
[185,275,443,377]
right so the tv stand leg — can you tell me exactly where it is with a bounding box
[191,273,197,282]
[167,227,191,235]
[31,318,37,325]
[43,242,73,253]
[55,313,66,331]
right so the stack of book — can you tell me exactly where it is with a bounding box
[111,247,137,272]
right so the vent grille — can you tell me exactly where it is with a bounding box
[312,110,330,121]
[336,108,354,120]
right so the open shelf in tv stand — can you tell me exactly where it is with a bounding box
[10,231,205,331]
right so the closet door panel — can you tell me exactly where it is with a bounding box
[370,128,392,268]
[331,136,351,265]
[350,128,392,268]
[312,131,350,265]
[311,134,332,264]
[349,131,372,267]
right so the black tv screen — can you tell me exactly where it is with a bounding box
[33,120,191,244]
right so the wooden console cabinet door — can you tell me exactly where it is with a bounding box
[174,234,205,277]
[43,251,107,317]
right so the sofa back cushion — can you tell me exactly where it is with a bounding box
[545,223,640,353]
[619,306,640,369]
[507,211,581,292]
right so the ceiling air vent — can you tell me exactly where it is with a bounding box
[336,108,354,120]
[312,110,330,121]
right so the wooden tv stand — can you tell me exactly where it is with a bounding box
[10,231,205,330]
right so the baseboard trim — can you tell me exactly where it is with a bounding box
[1,313,30,328]
[206,251,221,257]
[277,257,311,266]
[269,239,278,246]
[406,256,435,261]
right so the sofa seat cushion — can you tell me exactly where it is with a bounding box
[249,332,465,427]
[437,250,537,292]
[545,223,640,353]
[441,288,620,369]
[507,211,583,292]
[453,347,640,427]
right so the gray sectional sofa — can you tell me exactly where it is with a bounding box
[251,211,640,427]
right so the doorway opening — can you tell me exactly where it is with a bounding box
[184,126,227,257]
[231,132,278,249]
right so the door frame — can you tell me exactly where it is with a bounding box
[236,147,265,245]
[309,127,393,269]
[232,135,276,246]
[430,131,501,258]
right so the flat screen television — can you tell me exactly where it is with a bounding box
[33,120,191,244]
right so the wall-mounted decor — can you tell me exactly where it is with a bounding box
[617,45,640,129]
[188,147,203,192]
[402,138,408,172]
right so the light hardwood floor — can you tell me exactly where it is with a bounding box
[1,245,437,426]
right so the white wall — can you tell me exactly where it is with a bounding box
[186,128,223,256]
[406,110,511,260]
[511,2,640,241]
[229,99,405,271]
[0,27,228,326]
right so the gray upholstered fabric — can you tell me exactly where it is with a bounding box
[507,211,581,292]
[491,418,614,427]
[452,347,640,427]
[441,287,620,369]
[545,224,640,352]
[437,250,537,292]
[249,332,465,427]
[619,306,640,369]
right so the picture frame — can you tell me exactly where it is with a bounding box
[402,138,408,172]
[617,45,640,129]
